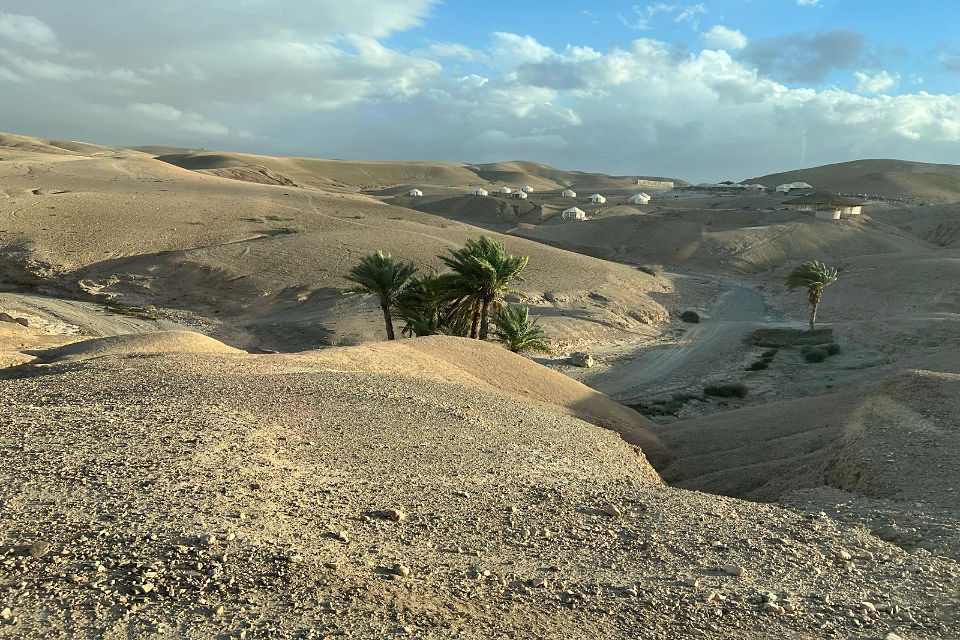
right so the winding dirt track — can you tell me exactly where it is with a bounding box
[587,276,766,402]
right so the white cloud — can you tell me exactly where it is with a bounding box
[0,13,59,52]
[426,42,488,63]
[620,3,708,31]
[854,70,898,94]
[702,25,748,51]
[129,103,230,136]
[797,0,821,6]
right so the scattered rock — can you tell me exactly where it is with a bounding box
[0,313,14,323]
[603,504,622,518]
[384,508,406,522]
[14,318,29,327]
[570,352,594,368]
[199,533,217,547]
[392,564,411,578]
[28,541,51,559]
[722,564,745,577]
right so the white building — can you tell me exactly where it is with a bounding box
[521,185,534,193]
[562,207,586,220]
[471,188,489,196]
[498,186,513,194]
[783,191,864,217]
[561,189,577,198]
[776,181,813,194]
[629,192,651,205]
[408,188,423,197]
[513,191,528,199]
[588,193,606,204]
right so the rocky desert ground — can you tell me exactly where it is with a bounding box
[2,133,960,639]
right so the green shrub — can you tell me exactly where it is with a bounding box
[639,264,664,276]
[746,360,769,371]
[826,343,841,355]
[704,382,748,398]
[748,328,833,348]
[804,348,828,363]
[680,310,700,323]
[761,349,778,358]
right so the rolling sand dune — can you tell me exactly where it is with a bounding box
[0,133,675,349]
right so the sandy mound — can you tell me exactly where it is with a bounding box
[40,330,244,362]
[3,347,957,638]
[292,335,660,457]
[400,194,540,224]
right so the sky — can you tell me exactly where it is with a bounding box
[1,0,959,182]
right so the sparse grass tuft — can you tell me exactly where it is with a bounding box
[680,310,700,324]
[105,302,158,320]
[639,264,664,276]
[804,348,828,363]
[761,349,779,358]
[704,382,748,398]
[746,360,769,371]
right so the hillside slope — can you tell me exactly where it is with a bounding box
[2,333,957,638]
[747,159,960,203]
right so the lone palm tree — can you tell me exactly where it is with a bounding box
[493,305,551,354]
[345,251,417,340]
[786,260,838,330]
[440,237,528,340]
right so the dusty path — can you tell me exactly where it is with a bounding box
[585,276,766,402]
[0,290,180,336]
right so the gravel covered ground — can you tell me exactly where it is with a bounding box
[2,347,958,639]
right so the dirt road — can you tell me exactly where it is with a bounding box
[0,291,179,336]
[585,276,766,402]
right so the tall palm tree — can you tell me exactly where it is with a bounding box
[345,251,417,340]
[395,271,471,338]
[493,305,551,354]
[439,237,529,340]
[786,260,838,330]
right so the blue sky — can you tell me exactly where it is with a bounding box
[1,0,959,181]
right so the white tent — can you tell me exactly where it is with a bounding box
[589,193,606,204]
[513,191,528,199]
[776,181,813,193]
[471,188,489,196]
[562,207,586,220]
[521,185,534,193]
[561,189,577,198]
[629,193,651,205]
[408,188,423,197]
[498,186,513,194]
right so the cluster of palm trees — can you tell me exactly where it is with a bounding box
[345,236,551,353]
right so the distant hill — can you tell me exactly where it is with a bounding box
[747,159,960,203]
[469,160,687,192]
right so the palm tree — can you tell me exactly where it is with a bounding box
[493,305,551,354]
[395,271,471,338]
[439,237,528,340]
[345,251,417,340]
[786,260,838,330]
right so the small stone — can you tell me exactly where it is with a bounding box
[140,582,154,594]
[337,530,350,543]
[392,564,411,578]
[0,608,11,621]
[214,606,224,616]
[722,564,744,577]
[837,549,852,561]
[684,578,700,588]
[29,541,51,558]
[762,592,777,603]
[570,352,594,368]
[885,634,903,640]
[603,504,622,518]
[763,602,785,614]
[200,534,217,547]
[385,509,406,522]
